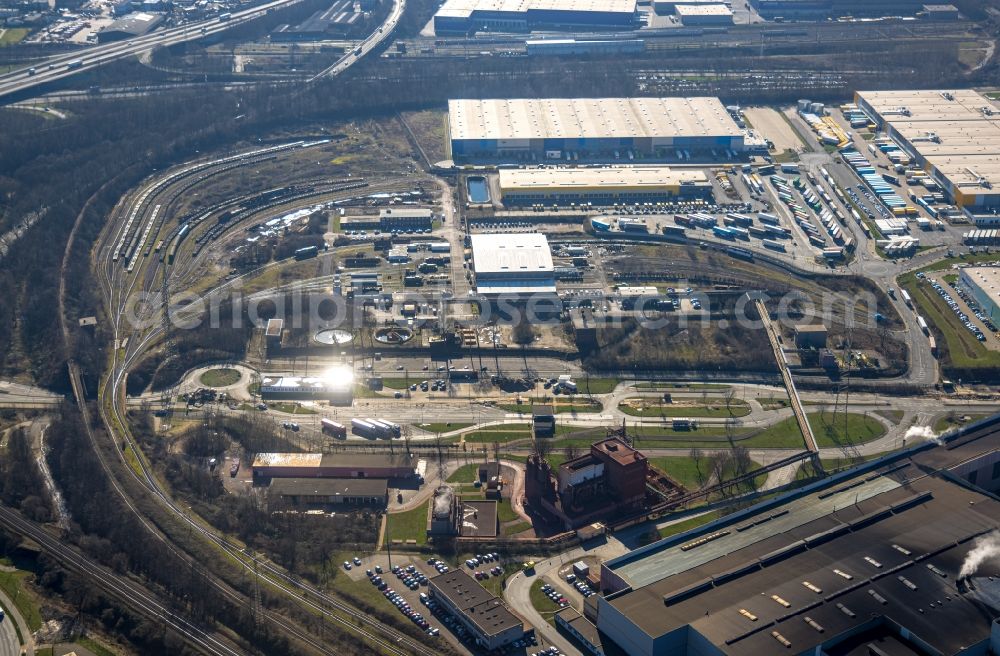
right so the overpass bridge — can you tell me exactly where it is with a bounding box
[754,296,824,474]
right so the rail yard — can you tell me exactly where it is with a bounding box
[2,0,1000,652]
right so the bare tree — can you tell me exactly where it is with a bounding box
[563,444,580,461]
[689,447,706,488]
[724,388,736,417]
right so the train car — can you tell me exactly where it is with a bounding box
[726,246,753,260]
[713,226,735,240]
[321,419,347,439]
[294,245,319,260]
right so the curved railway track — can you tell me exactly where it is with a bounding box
[86,145,445,656]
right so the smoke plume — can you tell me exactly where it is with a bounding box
[904,425,941,445]
[960,531,1000,580]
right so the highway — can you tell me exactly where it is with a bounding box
[0,0,308,101]
[0,0,404,102]
[308,0,406,81]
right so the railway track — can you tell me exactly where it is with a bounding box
[0,504,244,656]
[85,152,446,656]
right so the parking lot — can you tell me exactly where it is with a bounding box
[343,551,573,655]
[923,272,1000,348]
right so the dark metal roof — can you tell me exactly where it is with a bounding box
[603,416,1000,656]
[268,477,387,497]
[430,570,523,637]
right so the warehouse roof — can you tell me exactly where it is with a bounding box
[471,233,554,275]
[857,89,998,122]
[498,166,709,191]
[600,416,1000,656]
[674,3,733,15]
[379,208,433,218]
[269,477,388,497]
[857,90,1000,196]
[436,0,636,19]
[252,452,416,470]
[449,98,742,142]
[962,266,1000,299]
[99,11,163,36]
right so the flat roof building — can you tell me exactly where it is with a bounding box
[470,232,556,296]
[448,97,746,161]
[429,569,525,650]
[259,370,353,404]
[499,166,712,205]
[96,11,162,42]
[268,477,388,509]
[251,452,417,479]
[674,3,733,23]
[855,90,1000,208]
[653,0,722,13]
[751,0,926,18]
[596,414,1000,656]
[960,266,1000,323]
[434,0,638,35]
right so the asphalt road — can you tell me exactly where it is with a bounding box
[0,612,19,656]
[0,0,306,102]
[0,583,34,656]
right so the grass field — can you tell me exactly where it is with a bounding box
[0,568,41,631]
[933,413,989,434]
[385,500,429,546]
[0,28,29,46]
[750,412,885,450]
[502,521,532,537]
[77,638,118,656]
[634,383,730,391]
[463,424,532,444]
[500,401,601,415]
[199,367,241,387]
[619,400,750,418]
[529,579,561,626]
[497,499,520,523]
[447,462,483,483]
[269,402,317,415]
[417,422,472,434]
[574,377,621,394]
